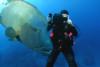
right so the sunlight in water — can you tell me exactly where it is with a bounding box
[0,0,7,5]
[0,0,8,13]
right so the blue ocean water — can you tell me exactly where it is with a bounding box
[0,0,100,67]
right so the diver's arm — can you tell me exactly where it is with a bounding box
[47,13,53,31]
[71,26,78,37]
[67,19,73,25]
[67,19,78,37]
[47,20,53,31]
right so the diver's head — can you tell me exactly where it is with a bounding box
[48,13,52,18]
[60,10,69,21]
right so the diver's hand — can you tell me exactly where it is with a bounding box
[68,32,73,37]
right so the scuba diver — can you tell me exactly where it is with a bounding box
[46,10,78,67]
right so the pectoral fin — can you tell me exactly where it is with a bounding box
[5,27,16,39]
[16,35,22,42]
[5,27,22,42]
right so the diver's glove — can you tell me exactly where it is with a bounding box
[64,32,69,39]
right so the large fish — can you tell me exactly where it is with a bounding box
[0,0,52,55]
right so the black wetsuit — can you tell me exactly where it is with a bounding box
[46,14,78,67]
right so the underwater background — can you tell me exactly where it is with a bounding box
[0,0,100,67]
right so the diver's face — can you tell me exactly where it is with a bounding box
[62,13,68,18]
[62,13,68,21]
